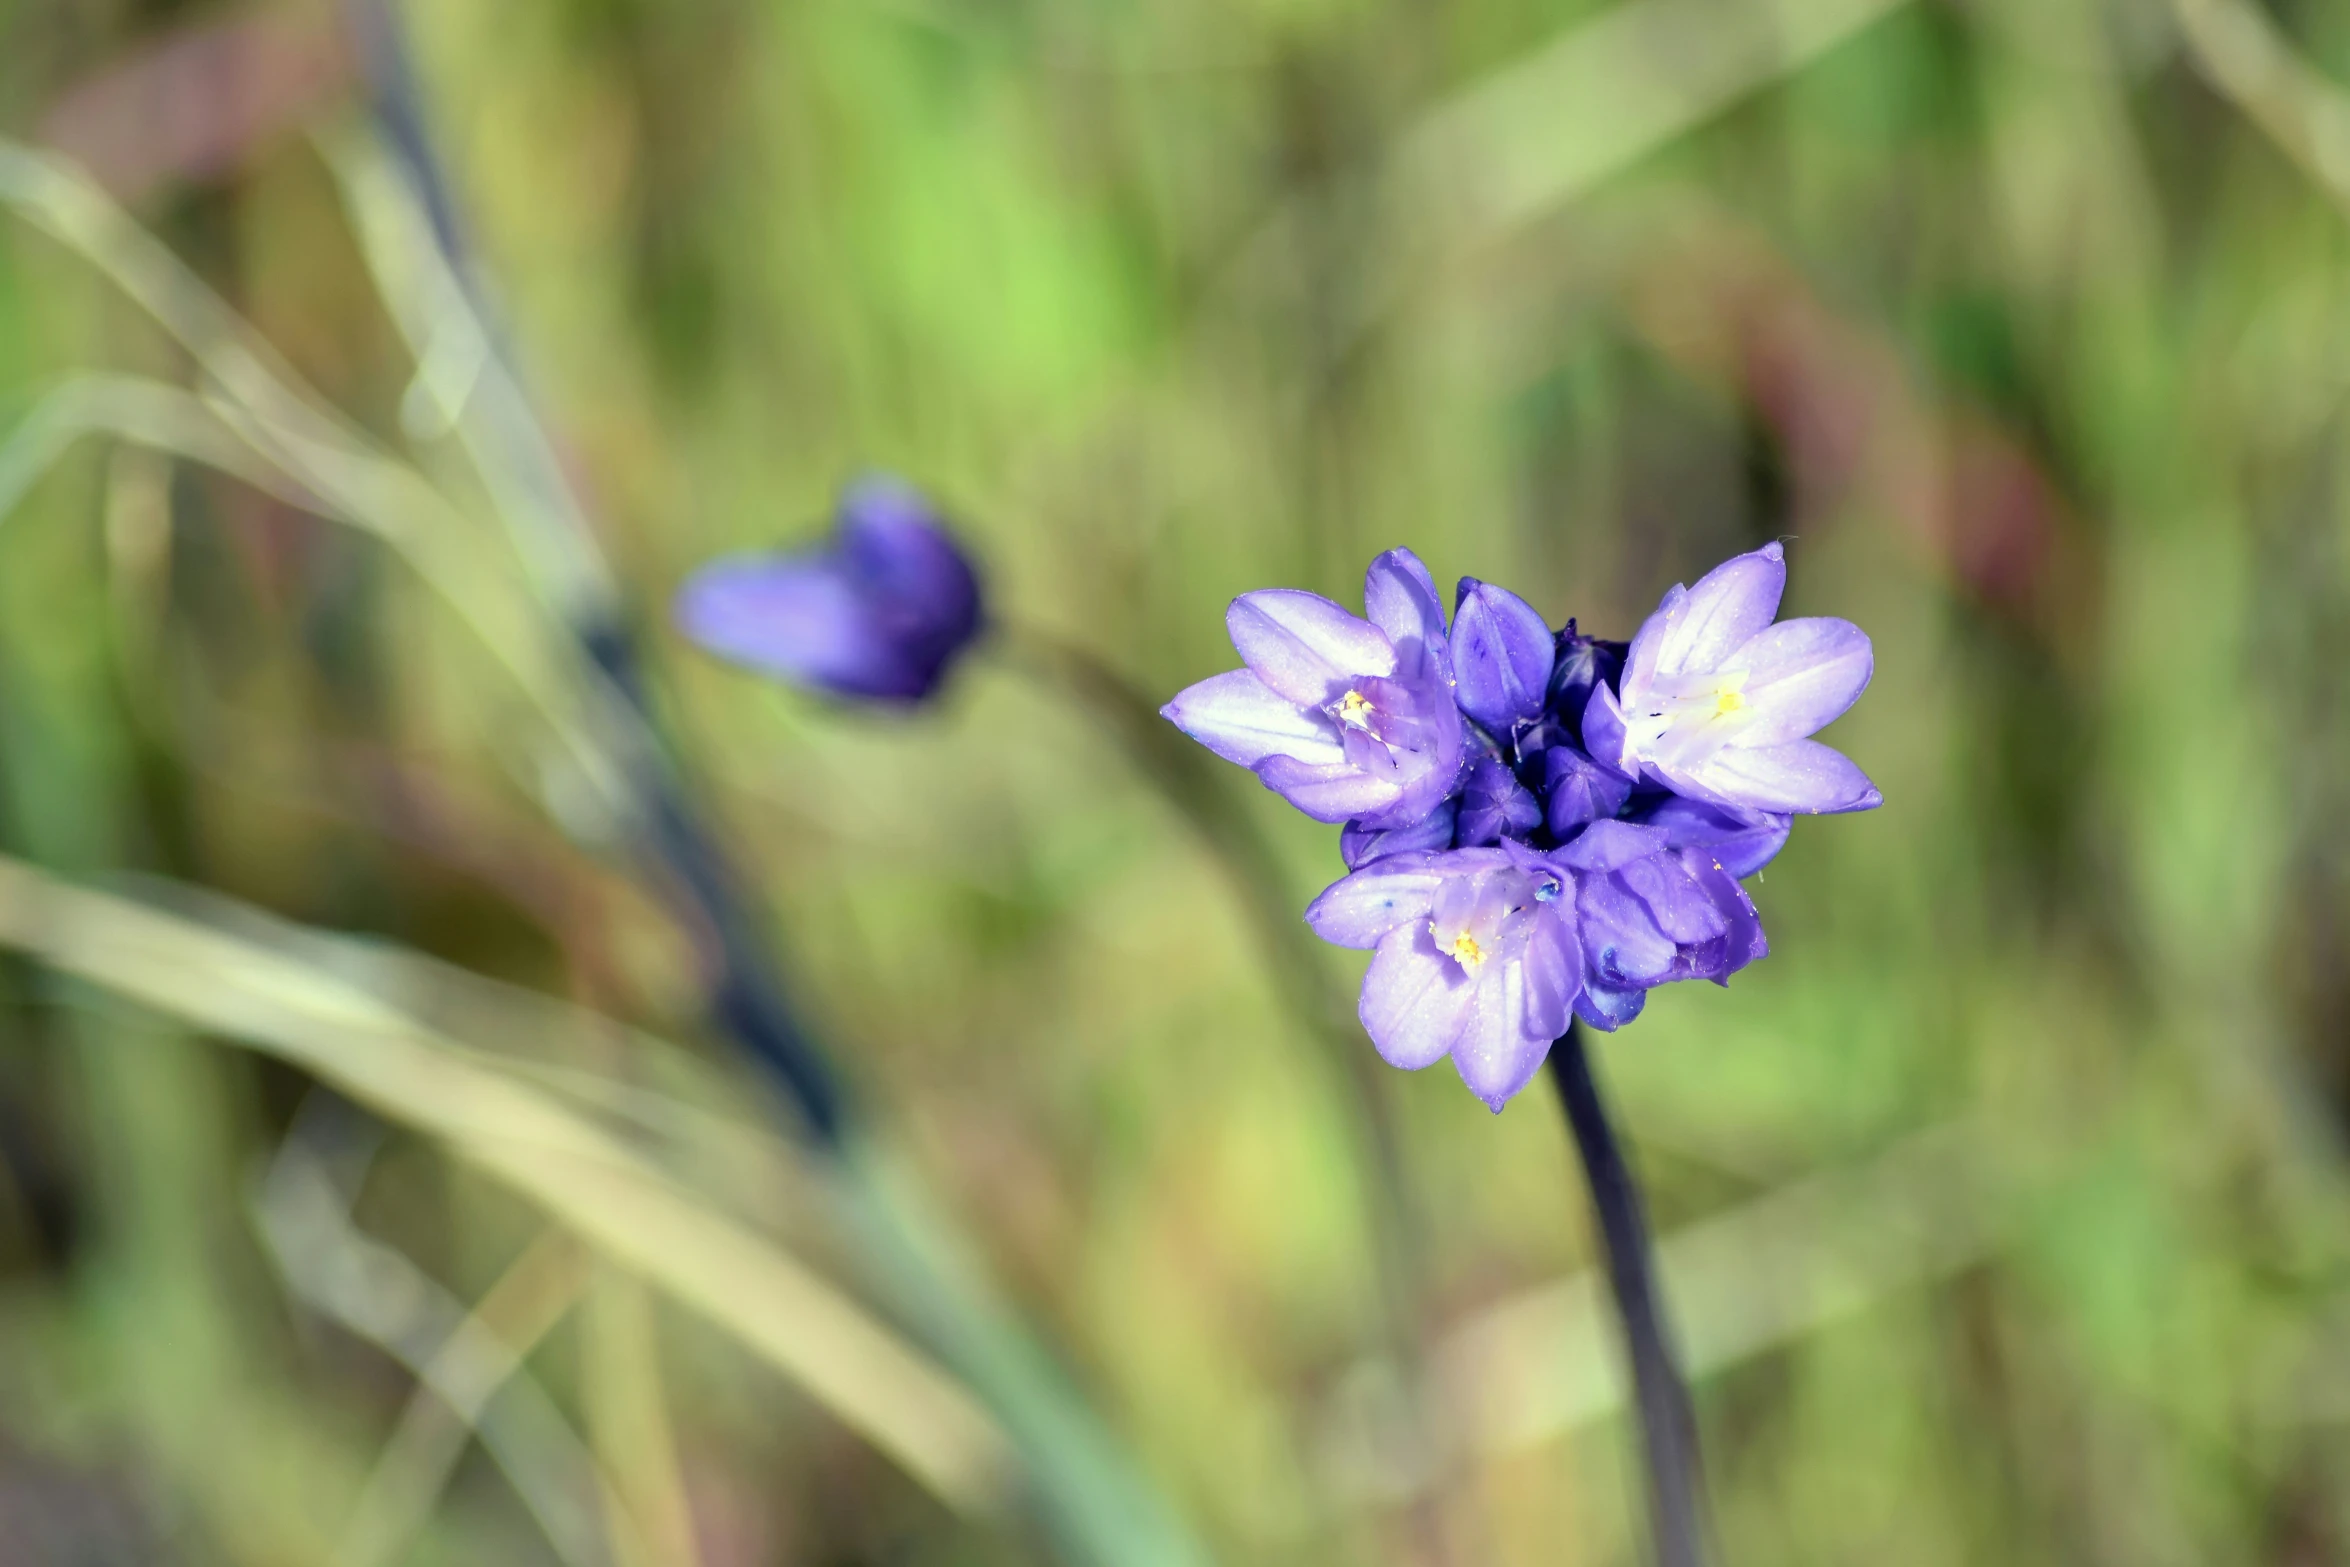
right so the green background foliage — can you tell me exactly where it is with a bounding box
[0,0,2346,1561]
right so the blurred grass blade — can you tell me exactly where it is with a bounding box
[1390,0,1914,242]
[0,852,1020,1518]
[256,1139,611,1567]
[2174,0,2350,219]
[1320,1123,1998,1505]
[320,121,618,624]
[0,139,639,829]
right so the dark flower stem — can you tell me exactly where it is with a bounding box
[1547,1021,1710,1567]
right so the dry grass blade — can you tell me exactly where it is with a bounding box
[1319,1123,1997,1505]
[1391,0,1914,241]
[2174,0,2350,219]
[0,853,1019,1517]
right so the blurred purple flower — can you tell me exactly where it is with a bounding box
[1583,543,1879,815]
[1161,550,1465,829]
[674,477,982,703]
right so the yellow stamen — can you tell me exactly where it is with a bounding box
[1715,688,1746,716]
[1337,688,1376,729]
[1443,929,1488,972]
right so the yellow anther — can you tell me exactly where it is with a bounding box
[1444,929,1489,973]
[1715,688,1746,716]
[1337,689,1376,729]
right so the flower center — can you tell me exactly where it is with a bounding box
[1335,688,1376,730]
[1715,687,1745,716]
[1442,928,1489,973]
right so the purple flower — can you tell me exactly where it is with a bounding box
[674,477,982,703]
[1305,846,1581,1110]
[1583,543,1879,815]
[1555,822,1768,1030]
[1452,578,1555,734]
[1306,827,1767,1108]
[1161,550,1465,830]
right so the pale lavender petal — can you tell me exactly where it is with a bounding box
[1688,738,1880,815]
[1340,800,1458,870]
[1359,927,1475,1070]
[1160,669,1344,769]
[1363,548,1448,678]
[1652,543,1785,677]
[1451,579,1555,731]
[1580,681,1634,774]
[1619,853,1728,945]
[1306,853,1449,948]
[1254,754,1404,823]
[1579,874,1679,985]
[1687,852,1769,975]
[1633,795,1790,879]
[1728,616,1873,748]
[1617,583,1685,703]
[1451,964,1550,1112]
[1227,590,1395,706]
[675,557,900,695]
[1520,911,1580,1043]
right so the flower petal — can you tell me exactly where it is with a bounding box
[1253,754,1404,823]
[1574,983,1647,1031]
[1687,738,1881,815]
[1619,853,1728,945]
[1451,963,1551,1111]
[1306,853,1450,948]
[1580,681,1634,775]
[1552,818,1672,874]
[1161,669,1345,769]
[1227,590,1395,706]
[1521,909,1581,1043]
[1618,583,1684,705]
[1727,616,1873,748]
[1633,795,1791,879]
[835,478,983,643]
[674,555,908,697]
[1359,926,1475,1070]
[1340,799,1458,870]
[1543,744,1634,838]
[1363,549,1448,678]
[1451,579,1555,731]
[1652,543,1785,678]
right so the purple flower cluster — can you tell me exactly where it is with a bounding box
[1164,544,1877,1110]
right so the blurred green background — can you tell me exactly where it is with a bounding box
[1,0,2348,1562]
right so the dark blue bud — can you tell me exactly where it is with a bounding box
[1339,798,1459,870]
[1542,744,1634,839]
[1451,578,1556,733]
[1456,756,1543,847]
[1546,621,1628,742]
